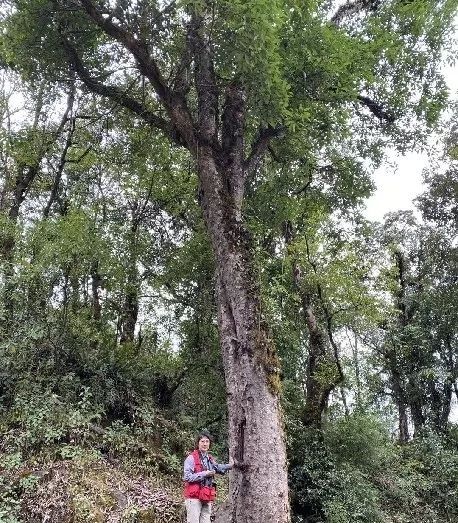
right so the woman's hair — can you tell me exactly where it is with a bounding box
[194,429,213,449]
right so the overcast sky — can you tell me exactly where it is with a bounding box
[364,58,458,222]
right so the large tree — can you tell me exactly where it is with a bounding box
[1,0,457,520]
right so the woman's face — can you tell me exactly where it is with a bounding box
[198,436,210,453]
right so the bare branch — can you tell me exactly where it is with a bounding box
[7,81,76,222]
[43,84,77,218]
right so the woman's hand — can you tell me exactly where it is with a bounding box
[229,458,247,471]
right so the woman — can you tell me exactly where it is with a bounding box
[183,430,234,523]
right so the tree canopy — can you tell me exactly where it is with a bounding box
[0,1,458,522]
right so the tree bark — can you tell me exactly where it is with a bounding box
[384,344,409,443]
[119,207,141,346]
[393,250,426,437]
[90,260,102,322]
[0,84,73,327]
[284,222,341,428]
[301,296,336,428]
[198,148,289,523]
[393,369,410,443]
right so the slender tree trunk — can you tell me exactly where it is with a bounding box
[0,84,73,327]
[90,260,102,322]
[119,220,139,345]
[351,330,362,408]
[301,297,335,428]
[284,222,340,428]
[340,387,350,418]
[385,344,409,443]
[0,163,41,327]
[454,381,458,408]
[119,287,139,345]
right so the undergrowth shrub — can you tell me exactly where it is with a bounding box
[1,385,102,457]
[288,413,458,523]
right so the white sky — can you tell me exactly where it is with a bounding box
[364,60,458,222]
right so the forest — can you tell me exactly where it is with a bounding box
[0,1,457,522]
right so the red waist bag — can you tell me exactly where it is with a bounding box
[199,485,216,503]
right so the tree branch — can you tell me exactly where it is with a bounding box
[222,84,246,166]
[304,236,345,384]
[59,35,183,145]
[357,94,396,123]
[74,0,197,151]
[189,12,219,144]
[43,83,76,218]
[244,126,285,175]
[78,0,169,100]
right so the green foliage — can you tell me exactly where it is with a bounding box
[324,468,383,523]
[398,432,458,520]
[0,0,103,83]
[325,414,394,473]
[0,1,458,521]
[1,385,100,456]
[288,416,387,523]
[213,0,290,124]
[288,414,458,523]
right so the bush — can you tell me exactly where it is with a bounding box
[1,386,101,457]
[288,412,458,523]
[324,413,394,472]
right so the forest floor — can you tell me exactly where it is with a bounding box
[3,451,186,522]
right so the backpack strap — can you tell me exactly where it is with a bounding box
[191,450,201,469]
[192,450,214,470]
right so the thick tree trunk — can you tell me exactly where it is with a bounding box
[197,149,289,523]
[392,251,417,441]
[396,394,410,444]
[429,380,452,432]
[59,5,291,518]
[410,410,425,436]
[119,286,139,344]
